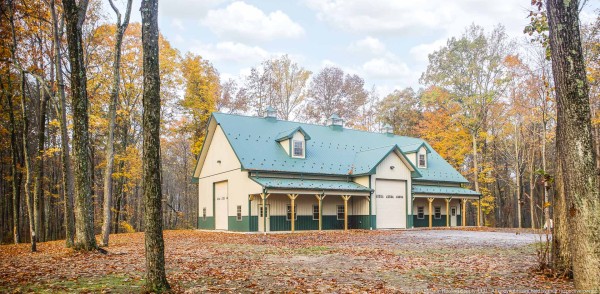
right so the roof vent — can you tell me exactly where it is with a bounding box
[326,114,344,128]
[265,106,277,120]
[382,124,394,135]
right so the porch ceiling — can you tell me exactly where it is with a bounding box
[412,185,480,198]
[251,177,372,195]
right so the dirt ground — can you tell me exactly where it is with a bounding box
[0,229,570,293]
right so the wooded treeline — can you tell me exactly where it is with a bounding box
[0,0,598,248]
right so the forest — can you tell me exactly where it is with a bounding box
[0,0,599,291]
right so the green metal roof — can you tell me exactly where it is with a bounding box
[208,113,469,183]
[251,177,371,192]
[412,185,480,196]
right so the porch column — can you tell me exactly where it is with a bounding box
[288,194,298,232]
[260,193,270,234]
[248,195,254,231]
[427,198,434,228]
[461,199,467,227]
[445,198,451,227]
[315,194,325,231]
[341,195,351,231]
[477,198,481,227]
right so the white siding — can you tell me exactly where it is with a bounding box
[371,151,413,228]
[197,125,262,219]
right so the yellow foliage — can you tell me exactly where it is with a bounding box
[119,221,136,233]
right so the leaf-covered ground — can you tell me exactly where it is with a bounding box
[0,229,572,293]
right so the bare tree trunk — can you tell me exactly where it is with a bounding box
[547,0,600,288]
[33,87,49,243]
[471,132,481,226]
[101,0,132,247]
[49,0,75,248]
[528,142,536,229]
[62,0,97,251]
[514,124,522,228]
[2,74,21,244]
[19,73,36,252]
[141,0,170,291]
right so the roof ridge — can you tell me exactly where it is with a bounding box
[213,112,421,140]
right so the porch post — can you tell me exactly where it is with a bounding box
[342,195,351,231]
[315,194,325,231]
[260,193,270,234]
[477,198,481,227]
[445,198,451,227]
[248,195,254,231]
[427,198,434,228]
[288,194,298,232]
[461,199,466,227]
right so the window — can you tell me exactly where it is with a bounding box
[236,205,242,221]
[417,207,424,219]
[337,205,345,220]
[313,205,319,220]
[451,207,456,216]
[202,207,207,221]
[259,206,266,217]
[418,153,427,168]
[434,206,441,219]
[292,140,304,157]
[286,205,297,221]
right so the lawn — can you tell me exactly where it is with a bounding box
[0,229,571,293]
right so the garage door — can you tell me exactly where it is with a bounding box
[375,179,406,229]
[214,181,228,230]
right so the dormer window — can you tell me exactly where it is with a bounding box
[275,126,310,159]
[292,140,304,158]
[418,153,427,168]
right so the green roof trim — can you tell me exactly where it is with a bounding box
[251,177,371,192]
[274,126,312,142]
[352,145,422,178]
[412,185,480,196]
[400,142,431,154]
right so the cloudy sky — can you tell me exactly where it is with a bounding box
[112,0,599,95]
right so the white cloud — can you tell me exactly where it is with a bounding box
[171,19,185,31]
[160,0,231,19]
[362,57,410,80]
[348,36,387,55]
[201,1,304,42]
[190,41,271,63]
[304,0,529,37]
[409,39,446,63]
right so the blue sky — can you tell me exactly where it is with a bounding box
[110,0,599,96]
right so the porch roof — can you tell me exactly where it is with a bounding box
[412,185,480,197]
[251,177,372,192]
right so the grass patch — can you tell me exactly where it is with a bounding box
[1,274,143,293]
[295,246,333,255]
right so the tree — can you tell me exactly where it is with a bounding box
[62,0,97,251]
[101,0,132,247]
[141,0,170,291]
[305,66,368,126]
[421,24,511,225]
[547,0,600,289]
[180,52,219,155]
[377,88,421,136]
[268,55,311,120]
[50,0,75,248]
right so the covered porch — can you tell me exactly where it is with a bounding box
[412,184,481,228]
[249,177,372,232]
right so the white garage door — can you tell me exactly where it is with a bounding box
[214,181,228,230]
[375,179,406,229]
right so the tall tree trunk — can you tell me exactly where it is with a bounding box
[141,0,170,291]
[542,122,550,229]
[471,132,481,226]
[547,0,600,289]
[552,158,571,274]
[50,0,75,248]
[101,0,132,247]
[8,0,36,252]
[514,123,522,228]
[33,87,49,242]
[62,0,96,251]
[2,74,21,244]
[19,73,36,252]
[528,142,535,229]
